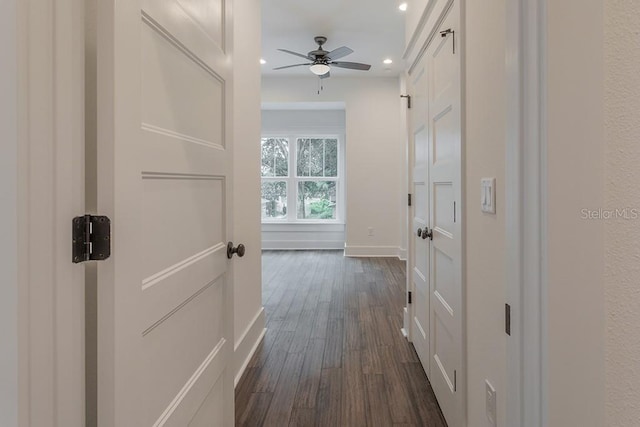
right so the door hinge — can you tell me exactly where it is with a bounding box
[453,201,456,223]
[72,215,111,263]
[400,94,412,109]
[505,303,511,336]
[408,291,412,304]
[454,370,457,391]
[440,28,455,54]
[408,193,412,206]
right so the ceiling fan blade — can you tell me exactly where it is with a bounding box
[319,71,330,79]
[273,63,312,70]
[330,61,371,71]
[326,46,353,60]
[277,48,313,60]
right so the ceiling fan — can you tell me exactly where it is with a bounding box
[274,36,371,79]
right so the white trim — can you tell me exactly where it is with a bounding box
[7,0,86,424]
[397,247,407,261]
[262,223,345,232]
[0,0,19,423]
[344,245,403,258]
[505,0,547,426]
[404,0,454,74]
[262,240,345,250]
[233,307,266,387]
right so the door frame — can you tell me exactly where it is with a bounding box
[505,0,547,426]
[4,0,86,425]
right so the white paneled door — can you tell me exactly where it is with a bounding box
[410,58,431,373]
[427,3,463,426]
[96,0,235,425]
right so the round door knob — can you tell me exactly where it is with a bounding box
[417,228,423,237]
[227,242,246,259]
[422,228,433,240]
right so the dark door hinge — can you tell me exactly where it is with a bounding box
[505,303,511,336]
[408,291,412,304]
[400,94,411,109]
[454,370,457,391]
[440,28,455,54]
[408,193,412,207]
[72,215,111,263]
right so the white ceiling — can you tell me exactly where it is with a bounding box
[261,0,406,78]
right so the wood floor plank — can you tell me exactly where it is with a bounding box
[315,368,342,427]
[293,338,325,409]
[236,392,273,427]
[288,408,315,427]
[262,351,305,426]
[253,331,294,393]
[364,373,393,427]
[322,318,344,368]
[342,350,368,427]
[235,250,446,427]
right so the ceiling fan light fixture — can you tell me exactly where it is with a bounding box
[310,63,331,76]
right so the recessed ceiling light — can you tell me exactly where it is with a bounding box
[260,58,266,65]
[383,59,393,65]
[398,2,408,11]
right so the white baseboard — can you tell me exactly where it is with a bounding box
[262,240,344,250]
[397,247,407,260]
[234,307,266,387]
[344,245,403,258]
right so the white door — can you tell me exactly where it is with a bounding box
[427,3,463,426]
[409,59,431,373]
[96,1,235,425]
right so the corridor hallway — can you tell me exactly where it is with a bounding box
[235,251,446,426]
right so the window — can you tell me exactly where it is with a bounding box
[261,136,341,222]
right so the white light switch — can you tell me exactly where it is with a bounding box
[481,178,496,214]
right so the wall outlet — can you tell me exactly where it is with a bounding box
[367,227,374,237]
[485,380,497,426]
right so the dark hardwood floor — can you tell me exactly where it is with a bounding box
[235,250,447,427]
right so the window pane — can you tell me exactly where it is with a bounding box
[297,138,310,176]
[324,139,338,177]
[261,138,288,177]
[310,139,324,177]
[261,181,287,219]
[297,138,338,177]
[297,181,337,220]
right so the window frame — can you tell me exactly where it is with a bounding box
[261,133,344,224]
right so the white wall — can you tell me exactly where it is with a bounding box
[261,108,346,250]
[232,0,265,385]
[463,0,508,425]
[262,76,405,257]
[0,0,19,424]
[604,0,640,424]
[546,1,605,425]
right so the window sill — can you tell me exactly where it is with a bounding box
[262,222,345,233]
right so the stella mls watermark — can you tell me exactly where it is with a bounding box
[581,208,639,220]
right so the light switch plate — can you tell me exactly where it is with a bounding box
[481,178,496,214]
[486,380,497,426]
